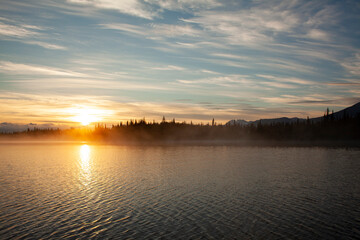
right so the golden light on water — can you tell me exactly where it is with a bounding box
[80,144,91,164]
[79,144,91,185]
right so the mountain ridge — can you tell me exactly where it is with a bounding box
[227,102,360,126]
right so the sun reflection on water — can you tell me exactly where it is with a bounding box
[79,144,91,186]
[80,144,90,164]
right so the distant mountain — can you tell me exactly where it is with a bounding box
[227,102,360,126]
[227,117,305,126]
[253,117,305,125]
[311,101,360,122]
[0,122,66,133]
[226,119,250,126]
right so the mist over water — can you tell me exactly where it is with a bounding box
[0,143,359,239]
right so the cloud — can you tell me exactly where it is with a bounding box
[0,61,87,77]
[259,58,315,74]
[100,22,201,40]
[150,24,201,38]
[67,0,156,19]
[195,57,249,69]
[326,79,360,86]
[146,0,220,12]
[305,29,330,41]
[341,53,360,76]
[260,94,356,107]
[260,81,297,89]
[210,53,250,61]
[24,41,67,50]
[0,19,66,50]
[304,4,339,27]
[0,92,243,124]
[174,41,226,49]
[0,22,38,37]
[291,48,336,62]
[67,0,221,19]
[200,69,220,75]
[182,8,298,46]
[99,23,146,36]
[179,1,342,50]
[15,77,172,92]
[257,74,316,85]
[97,0,342,71]
[176,73,316,91]
[151,65,186,71]
[176,75,253,88]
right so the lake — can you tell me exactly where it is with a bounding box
[0,142,359,239]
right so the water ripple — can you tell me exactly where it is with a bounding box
[0,145,360,239]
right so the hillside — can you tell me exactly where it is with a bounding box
[227,102,360,126]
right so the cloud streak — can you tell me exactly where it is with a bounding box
[0,61,87,77]
[67,0,156,19]
[0,18,67,50]
[67,0,221,19]
[0,22,38,37]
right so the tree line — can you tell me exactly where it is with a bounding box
[1,111,360,144]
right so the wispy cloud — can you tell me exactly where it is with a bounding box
[257,74,316,85]
[150,24,201,38]
[326,78,360,86]
[210,53,250,61]
[0,22,39,37]
[67,0,220,19]
[260,81,297,89]
[67,0,156,19]
[147,0,220,12]
[99,23,146,36]
[173,41,226,49]
[341,53,360,76]
[200,69,220,75]
[151,65,186,71]
[178,1,343,59]
[0,19,67,50]
[259,58,316,74]
[0,92,243,124]
[24,41,67,50]
[182,7,299,46]
[14,78,172,92]
[177,75,249,85]
[176,73,317,90]
[305,29,330,41]
[261,94,358,108]
[100,22,201,40]
[0,61,87,77]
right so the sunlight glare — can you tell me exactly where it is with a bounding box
[79,144,91,186]
[71,108,103,126]
[80,144,90,164]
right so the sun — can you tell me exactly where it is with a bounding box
[77,114,95,126]
[71,108,102,126]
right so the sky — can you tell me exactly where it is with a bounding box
[0,0,360,128]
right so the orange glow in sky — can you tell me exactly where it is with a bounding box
[68,107,111,126]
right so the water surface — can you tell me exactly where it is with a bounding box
[0,143,359,239]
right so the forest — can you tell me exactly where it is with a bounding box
[1,110,360,146]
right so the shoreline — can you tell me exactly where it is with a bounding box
[1,138,360,148]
